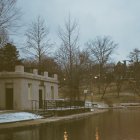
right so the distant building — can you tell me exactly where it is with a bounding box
[0,65,58,110]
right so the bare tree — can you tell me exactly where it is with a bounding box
[128,48,140,95]
[25,16,52,70]
[0,0,21,30]
[128,48,140,63]
[86,36,117,96]
[56,16,80,99]
[0,28,9,47]
[87,36,117,70]
[0,0,21,49]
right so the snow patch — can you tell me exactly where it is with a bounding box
[0,112,43,123]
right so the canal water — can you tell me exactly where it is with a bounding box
[0,108,140,140]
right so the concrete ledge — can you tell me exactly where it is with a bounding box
[0,109,107,131]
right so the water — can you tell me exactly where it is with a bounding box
[0,108,140,140]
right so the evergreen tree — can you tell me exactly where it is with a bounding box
[0,43,20,71]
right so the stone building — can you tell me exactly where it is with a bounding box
[0,65,58,110]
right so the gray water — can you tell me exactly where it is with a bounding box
[0,108,140,140]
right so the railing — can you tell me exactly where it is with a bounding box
[31,99,85,111]
[31,99,90,117]
[44,100,85,110]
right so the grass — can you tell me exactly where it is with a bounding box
[59,82,140,106]
[85,92,140,106]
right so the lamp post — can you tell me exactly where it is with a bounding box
[98,63,102,94]
[94,75,100,94]
[84,89,88,102]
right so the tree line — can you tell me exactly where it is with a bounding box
[0,0,140,100]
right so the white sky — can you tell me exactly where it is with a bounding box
[14,0,140,61]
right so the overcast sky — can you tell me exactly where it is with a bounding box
[15,0,140,62]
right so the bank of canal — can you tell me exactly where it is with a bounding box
[0,109,107,131]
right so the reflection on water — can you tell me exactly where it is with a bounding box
[0,108,140,140]
[95,127,99,140]
[64,131,68,140]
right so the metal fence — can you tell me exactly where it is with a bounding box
[31,99,85,111]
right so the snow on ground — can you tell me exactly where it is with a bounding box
[85,101,109,109]
[0,112,43,123]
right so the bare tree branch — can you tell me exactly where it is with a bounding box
[0,0,21,30]
[55,16,80,99]
[128,48,140,62]
[24,16,52,65]
[87,36,117,66]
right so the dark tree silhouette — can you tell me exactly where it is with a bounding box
[0,43,20,71]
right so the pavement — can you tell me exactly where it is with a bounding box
[0,109,107,131]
